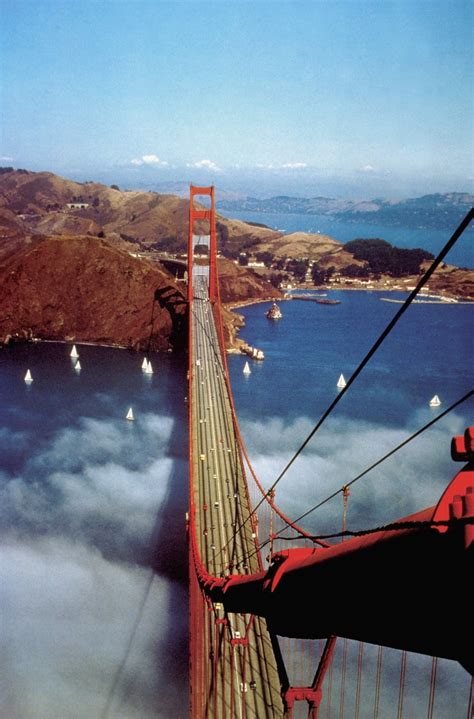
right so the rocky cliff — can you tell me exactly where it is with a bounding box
[217,258,281,303]
[0,235,187,351]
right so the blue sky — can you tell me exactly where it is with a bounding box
[1,0,473,197]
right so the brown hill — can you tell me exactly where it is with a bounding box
[421,262,474,300]
[33,212,103,238]
[0,226,279,350]
[0,168,282,255]
[251,230,342,261]
[217,258,282,304]
[0,208,32,263]
[0,235,187,351]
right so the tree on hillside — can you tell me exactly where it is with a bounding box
[286,258,309,282]
[344,238,433,276]
[224,248,240,260]
[342,264,370,278]
[270,272,287,288]
[255,251,274,267]
[312,265,335,285]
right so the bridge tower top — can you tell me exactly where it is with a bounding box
[187,185,217,303]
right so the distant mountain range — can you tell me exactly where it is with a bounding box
[217,193,474,231]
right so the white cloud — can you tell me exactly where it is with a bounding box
[0,415,180,562]
[0,537,187,719]
[255,162,307,170]
[0,412,189,718]
[130,154,168,167]
[187,159,221,172]
[1,155,13,162]
[360,164,376,173]
[281,162,307,169]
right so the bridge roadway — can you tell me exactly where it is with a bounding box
[190,269,284,717]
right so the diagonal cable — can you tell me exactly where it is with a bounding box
[219,208,473,556]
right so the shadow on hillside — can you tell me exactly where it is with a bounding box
[149,286,188,352]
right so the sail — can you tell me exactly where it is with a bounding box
[243,361,251,375]
[145,360,154,374]
[337,373,346,389]
[70,345,79,358]
[429,394,441,407]
[24,369,33,382]
[141,357,148,370]
[75,360,81,371]
[126,407,135,421]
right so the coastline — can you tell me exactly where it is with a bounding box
[225,296,279,311]
[226,285,473,312]
[0,336,138,352]
[3,282,470,355]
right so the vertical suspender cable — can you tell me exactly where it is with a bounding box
[213,619,219,719]
[427,657,438,719]
[230,643,236,719]
[338,639,348,719]
[221,629,227,719]
[396,651,408,719]
[373,646,383,719]
[326,655,334,719]
[354,642,365,719]
[467,676,473,719]
[337,486,350,719]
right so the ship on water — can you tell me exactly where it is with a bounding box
[266,302,282,319]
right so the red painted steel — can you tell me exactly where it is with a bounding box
[202,479,472,672]
[188,185,217,302]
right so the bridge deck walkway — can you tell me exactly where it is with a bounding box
[190,269,284,717]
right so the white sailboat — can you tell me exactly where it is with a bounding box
[141,357,148,370]
[74,360,81,372]
[24,369,33,383]
[337,373,346,389]
[126,407,135,421]
[243,361,251,375]
[70,345,79,359]
[145,360,154,374]
[429,394,441,407]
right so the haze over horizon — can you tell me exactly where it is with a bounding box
[1,0,473,199]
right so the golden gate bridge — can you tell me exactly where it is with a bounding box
[186,186,473,718]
